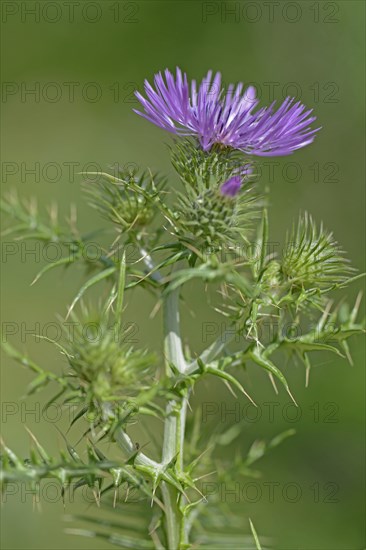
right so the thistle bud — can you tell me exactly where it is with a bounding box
[281,213,354,288]
[170,140,260,251]
[170,139,249,192]
[175,178,260,252]
[64,309,155,403]
[84,168,164,230]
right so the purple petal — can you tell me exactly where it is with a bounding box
[134,68,320,157]
[220,176,242,197]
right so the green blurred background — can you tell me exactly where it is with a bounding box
[1,1,365,548]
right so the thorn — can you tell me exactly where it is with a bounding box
[317,299,333,331]
[268,372,279,394]
[92,488,100,508]
[286,385,298,407]
[193,470,216,482]
[351,291,363,323]
[223,379,237,398]
[341,340,354,367]
[305,364,310,388]
[149,300,161,319]
[61,486,66,511]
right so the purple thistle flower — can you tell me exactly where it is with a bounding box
[134,68,320,156]
[220,165,253,197]
[220,175,242,197]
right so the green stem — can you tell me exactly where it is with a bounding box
[162,286,188,549]
[163,286,187,375]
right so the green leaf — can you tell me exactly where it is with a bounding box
[31,255,77,286]
[68,406,89,430]
[249,347,297,405]
[215,424,242,446]
[245,429,296,468]
[126,250,185,289]
[163,264,225,294]
[205,365,256,406]
[66,266,116,318]
[246,440,266,466]
[81,171,125,184]
[24,428,51,463]
[225,270,254,298]
[1,341,68,388]
[281,338,344,357]
[268,429,296,450]
[43,388,67,410]
[25,374,49,396]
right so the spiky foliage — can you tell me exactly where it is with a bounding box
[1,97,364,550]
[2,176,364,550]
[0,432,163,515]
[0,190,117,287]
[281,212,354,287]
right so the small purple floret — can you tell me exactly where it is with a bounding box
[134,68,320,156]
[220,176,242,197]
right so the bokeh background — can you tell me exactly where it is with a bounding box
[1,1,365,549]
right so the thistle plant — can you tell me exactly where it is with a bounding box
[1,68,364,550]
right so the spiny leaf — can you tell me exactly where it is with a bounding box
[281,338,344,357]
[249,347,297,405]
[205,365,256,406]
[24,428,51,463]
[66,266,116,319]
[1,341,68,387]
[31,255,77,286]
[126,250,185,289]
[25,374,49,396]
[54,426,82,462]
[163,264,226,294]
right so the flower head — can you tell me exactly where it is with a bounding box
[135,68,320,156]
